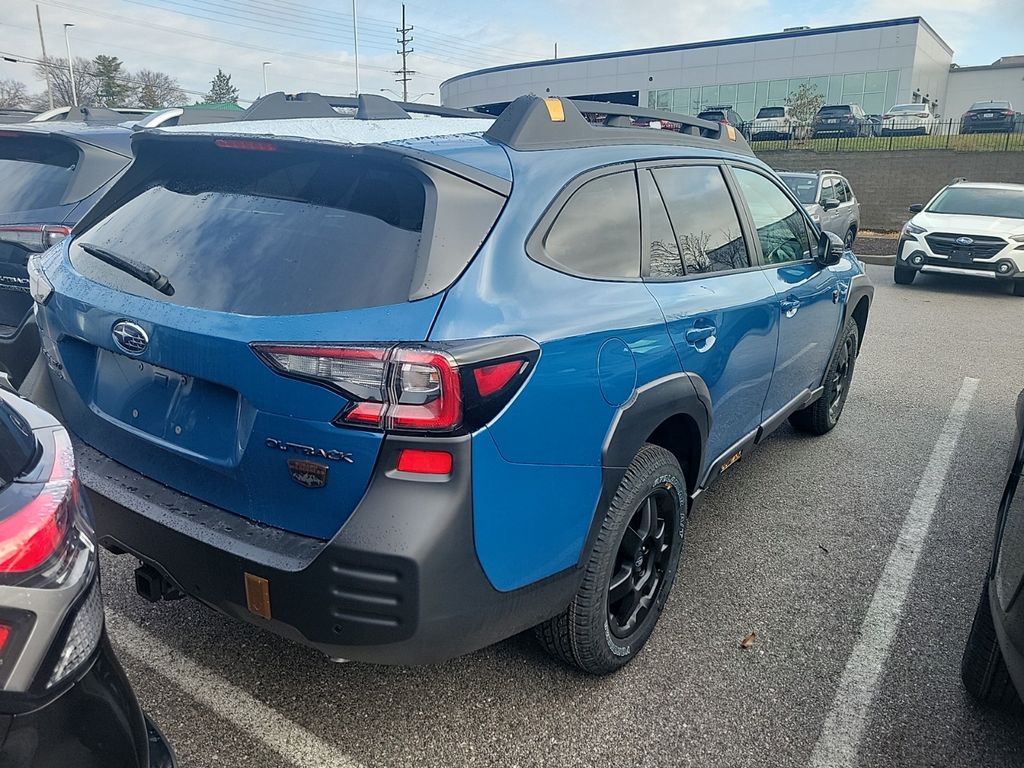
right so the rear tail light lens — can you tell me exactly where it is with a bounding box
[253,339,539,434]
[0,224,71,253]
[27,251,54,304]
[48,580,103,687]
[0,428,75,573]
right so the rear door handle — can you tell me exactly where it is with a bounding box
[781,298,801,318]
[685,325,716,345]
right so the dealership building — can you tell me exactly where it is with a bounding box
[440,17,1024,123]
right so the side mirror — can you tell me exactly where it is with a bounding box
[821,197,841,211]
[908,203,924,213]
[816,230,845,267]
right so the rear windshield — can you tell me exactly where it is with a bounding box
[926,187,1024,219]
[0,134,78,214]
[70,144,431,315]
[757,107,785,119]
[890,104,925,113]
[817,106,852,116]
[698,111,725,121]
[779,175,818,204]
[970,101,1009,111]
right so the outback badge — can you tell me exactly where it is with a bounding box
[287,459,329,489]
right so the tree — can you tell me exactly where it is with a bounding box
[33,56,99,107]
[0,79,28,109]
[93,55,133,107]
[785,82,825,125]
[134,69,185,109]
[205,69,239,104]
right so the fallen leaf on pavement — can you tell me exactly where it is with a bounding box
[740,632,756,649]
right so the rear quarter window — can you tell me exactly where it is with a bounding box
[538,171,640,279]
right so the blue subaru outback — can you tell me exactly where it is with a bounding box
[27,93,872,674]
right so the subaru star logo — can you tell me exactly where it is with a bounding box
[955,236,974,246]
[111,321,149,355]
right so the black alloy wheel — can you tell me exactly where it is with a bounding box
[829,332,856,422]
[607,488,675,638]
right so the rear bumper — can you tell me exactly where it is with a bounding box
[0,313,41,389]
[0,633,173,768]
[78,434,578,665]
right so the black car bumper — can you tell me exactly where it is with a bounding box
[77,434,579,665]
[0,313,41,390]
[0,633,174,768]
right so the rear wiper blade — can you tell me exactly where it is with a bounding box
[78,243,175,296]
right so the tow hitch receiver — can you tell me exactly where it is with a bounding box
[134,562,184,602]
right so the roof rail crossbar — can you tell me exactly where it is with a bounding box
[241,91,492,122]
[29,105,138,124]
[482,96,753,154]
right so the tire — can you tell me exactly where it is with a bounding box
[961,582,1019,707]
[844,226,857,249]
[789,317,859,435]
[534,443,686,675]
[1013,279,1024,297]
[894,265,916,285]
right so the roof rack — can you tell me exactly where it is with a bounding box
[29,105,153,124]
[481,95,753,154]
[134,107,249,129]
[240,92,492,122]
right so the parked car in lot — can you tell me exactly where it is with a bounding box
[813,104,871,138]
[778,170,861,247]
[881,103,938,135]
[0,109,134,390]
[750,105,797,140]
[27,93,872,675]
[961,388,1024,707]
[697,105,747,137]
[961,101,1018,134]
[0,381,174,767]
[895,181,1024,295]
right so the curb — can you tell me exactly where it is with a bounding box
[858,254,896,266]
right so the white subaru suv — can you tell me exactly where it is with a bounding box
[896,181,1024,296]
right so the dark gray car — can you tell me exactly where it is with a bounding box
[779,171,861,248]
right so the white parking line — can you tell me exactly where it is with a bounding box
[106,610,366,768]
[809,376,979,768]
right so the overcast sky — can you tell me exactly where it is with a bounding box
[0,0,1020,105]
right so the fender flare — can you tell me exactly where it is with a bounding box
[845,273,874,351]
[576,372,711,567]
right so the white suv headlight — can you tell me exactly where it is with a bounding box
[1010,234,1024,243]
[903,221,927,236]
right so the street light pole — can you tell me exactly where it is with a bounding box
[262,61,271,96]
[63,23,76,106]
[36,5,54,109]
[351,0,361,95]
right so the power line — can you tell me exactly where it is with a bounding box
[393,3,414,102]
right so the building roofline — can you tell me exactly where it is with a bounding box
[442,17,952,90]
[950,62,1024,73]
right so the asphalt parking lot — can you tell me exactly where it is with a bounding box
[97,263,1024,768]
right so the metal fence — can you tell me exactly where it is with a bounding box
[742,118,1024,153]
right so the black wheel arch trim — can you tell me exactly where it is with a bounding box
[577,372,710,568]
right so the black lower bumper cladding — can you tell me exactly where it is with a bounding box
[76,433,578,665]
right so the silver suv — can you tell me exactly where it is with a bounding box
[778,170,861,248]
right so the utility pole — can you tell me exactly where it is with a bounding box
[554,42,558,59]
[351,0,361,95]
[36,6,54,109]
[63,23,76,106]
[393,4,414,102]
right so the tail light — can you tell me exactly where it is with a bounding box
[882,114,894,120]
[253,338,539,434]
[0,428,77,574]
[0,225,71,254]
[1004,110,1015,117]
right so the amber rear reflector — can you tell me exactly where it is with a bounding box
[244,572,272,619]
[726,125,737,141]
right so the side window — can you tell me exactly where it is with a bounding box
[834,179,849,203]
[643,173,683,278]
[819,177,836,204]
[733,168,813,265]
[543,171,640,278]
[840,179,854,202]
[651,165,749,275]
